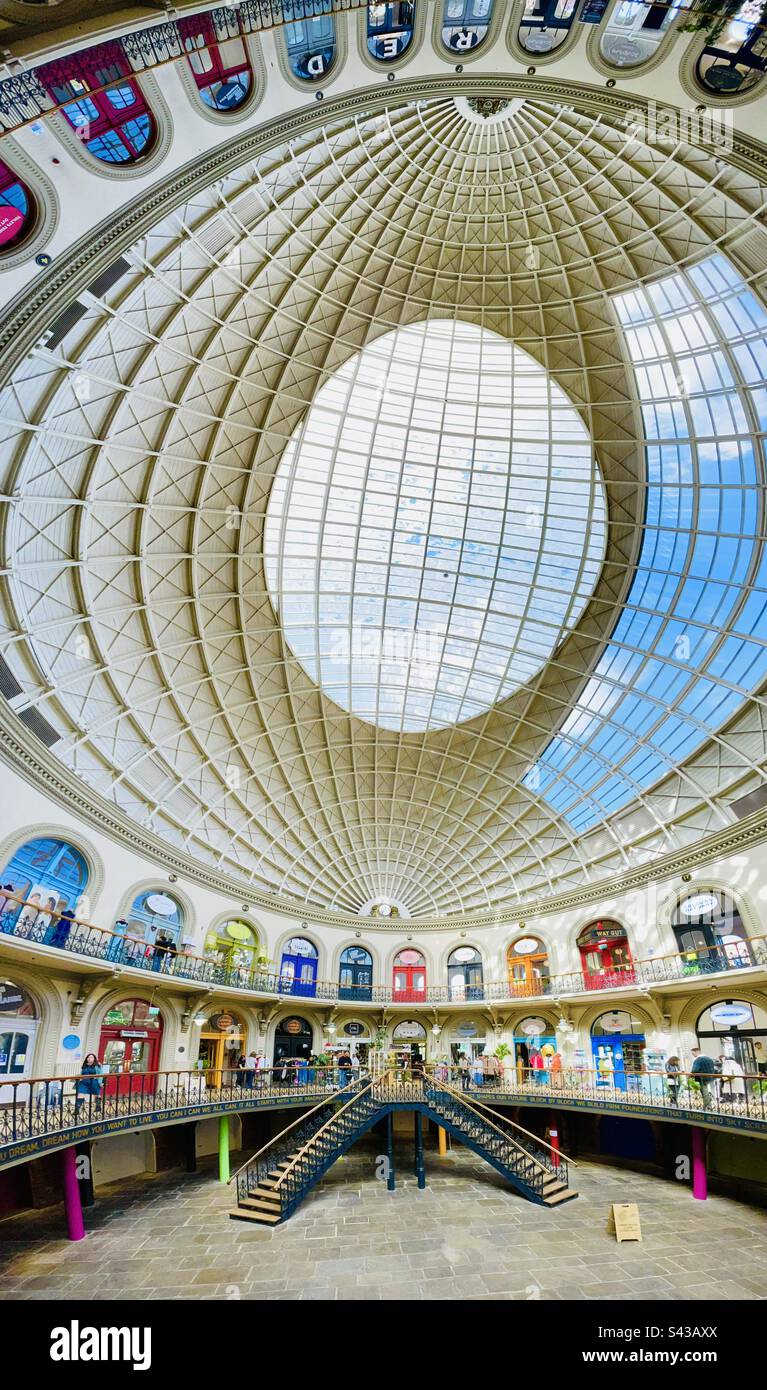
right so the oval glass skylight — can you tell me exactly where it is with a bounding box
[264,320,607,732]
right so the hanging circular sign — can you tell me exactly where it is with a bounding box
[283,1018,305,1035]
[511,937,540,955]
[393,1020,426,1040]
[519,1017,548,1035]
[680,892,720,918]
[211,1012,235,1032]
[343,1021,366,1037]
[145,893,178,916]
[452,947,477,963]
[225,921,252,941]
[709,1003,752,1029]
[455,1021,479,1037]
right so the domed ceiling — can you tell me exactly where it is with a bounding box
[1,95,766,918]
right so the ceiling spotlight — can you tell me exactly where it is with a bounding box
[168,874,178,883]
[455,65,463,73]
[682,872,692,882]
[387,72,396,82]
[527,67,536,76]
[315,91,324,100]
[606,78,616,88]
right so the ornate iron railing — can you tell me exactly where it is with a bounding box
[0,1064,353,1147]
[2,891,766,1006]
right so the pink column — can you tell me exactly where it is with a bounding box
[61,1145,86,1241]
[691,1126,707,1201]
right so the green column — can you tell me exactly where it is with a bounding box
[218,1115,230,1183]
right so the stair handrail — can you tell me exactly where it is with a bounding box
[273,1073,385,1192]
[228,1076,361,1184]
[424,1072,577,1169]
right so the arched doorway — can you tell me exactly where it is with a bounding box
[447,947,484,1000]
[279,937,318,997]
[339,946,373,1001]
[391,1019,427,1065]
[0,836,88,942]
[513,1015,558,1084]
[507,937,550,997]
[98,998,164,1096]
[696,999,767,1077]
[590,1010,646,1092]
[672,891,752,974]
[197,1009,246,1086]
[273,1016,313,1073]
[0,979,38,1102]
[392,949,426,1003]
[577,921,634,990]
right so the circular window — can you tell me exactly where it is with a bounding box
[264,319,606,732]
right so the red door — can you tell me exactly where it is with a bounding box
[392,950,426,1003]
[98,999,163,1096]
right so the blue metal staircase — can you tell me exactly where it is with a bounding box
[230,1073,577,1225]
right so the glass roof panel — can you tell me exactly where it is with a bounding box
[524,255,767,831]
[264,319,607,733]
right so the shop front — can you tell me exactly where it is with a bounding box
[0,978,38,1102]
[696,999,767,1076]
[391,1019,427,1064]
[447,947,484,1000]
[513,1015,558,1083]
[279,937,318,997]
[507,937,551,997]
[273,1015,314,1070]
[98,998,164,1096]
[672,891,753,975]
[449,1019,487,1062]
[392,949,426,1002]
[197,1009,245,1086]
[203,920,262,982]
[339,1019,371,1065]
[590,1010,646,1091]
[577,920,635,990]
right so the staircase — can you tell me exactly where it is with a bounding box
[230,1072,577,1226]
[422,1077,578,1209]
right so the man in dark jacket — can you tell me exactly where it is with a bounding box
[691,1048,718,1109]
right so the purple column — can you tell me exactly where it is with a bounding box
[691,1126,707,1201]
[61,1145,86,1241]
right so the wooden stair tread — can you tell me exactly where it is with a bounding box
[230,1209,281,1224]
[542,1188,579,1205]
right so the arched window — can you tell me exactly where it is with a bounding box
[507,937,550,997]
[203,920,260,979]
[367,2,416,61]
[284,11,337,81]
[0,980,38,1098]
[98,997,163,1095]
[590,1009,646,1090]
[38,42,157,165]
[339,946,373,1001]
[599,0,684,68]
[577,920,634,989]
[672,891,752,974]
[0,159,34,251]
[696,1,767,95]
[518,0,578,55]
[696,998,767,1076]
[441,0,494,53]
[279,936,318,997]
[392,948,426,1002]
[126,890,183,956]
[447,946,484,1000]
[179,11,252,111]
[0,837,88,940]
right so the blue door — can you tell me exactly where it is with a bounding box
[339,947,373,1001]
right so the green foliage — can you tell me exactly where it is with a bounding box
[681,0,765,46]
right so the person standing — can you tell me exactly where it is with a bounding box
[665,1055,682,1106]
[720,1053,746,1107]
[691,1047,718,1109]
[75,1053,103,1120]
[458,1052,470,1092]
[337,1049,352,1088]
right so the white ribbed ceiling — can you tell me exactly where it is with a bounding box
[1,95,767,918]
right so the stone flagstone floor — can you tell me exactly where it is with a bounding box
[1,1141,766,1301]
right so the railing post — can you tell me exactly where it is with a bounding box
[691,1126,707,1201]
[218,1115,230,1183]
[386,1111,395,1191]
[61,1145,86,1241]
[414,1111,425,1189]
